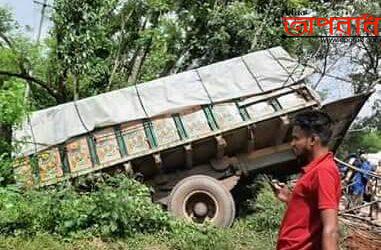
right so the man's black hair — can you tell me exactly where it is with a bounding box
[293,110,333,146]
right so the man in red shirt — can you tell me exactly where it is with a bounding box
[274,110,341,250]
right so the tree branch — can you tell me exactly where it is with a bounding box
[0,32,14,49]
[0,70,60,100]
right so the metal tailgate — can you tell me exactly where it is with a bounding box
[322,92,373,152]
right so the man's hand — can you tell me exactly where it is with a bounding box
[272,181,291,203]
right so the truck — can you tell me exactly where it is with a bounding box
[13,46,372,227]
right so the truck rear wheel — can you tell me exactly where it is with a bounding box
[168,175,235,227]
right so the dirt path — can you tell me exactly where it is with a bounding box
[340,217,381,250]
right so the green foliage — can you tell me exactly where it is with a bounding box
[0,78,27,157]
[339,130,381,156]
[359,132,381,153]
[0,180,284,250]
[244,183,285,232]
[0,80,26,126]
[0,155,14,185]
[52,0,116,73]
[0,175,170,238]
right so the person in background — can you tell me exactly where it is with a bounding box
[369,160,381,225]
[346,153,372,208]
[274,110,340,250]
[338,152,361,179]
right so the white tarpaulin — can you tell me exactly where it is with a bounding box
[13,46,314,156]
[137,70,211,116]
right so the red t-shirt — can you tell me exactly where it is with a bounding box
[277,152,341,250]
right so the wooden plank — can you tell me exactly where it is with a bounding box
[93,128,121,165]
[277,92,306,109]
[152,115,181,146]
[13,157,34,187]
[213,102,243,129]
[121,121,151,155]
[37,147,63,182]
[246,101,275,121]
[180,107,211,138]
[66,136,93,173]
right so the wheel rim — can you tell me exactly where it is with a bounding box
[183,190,219,224]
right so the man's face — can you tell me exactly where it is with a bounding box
[290,126,313,158]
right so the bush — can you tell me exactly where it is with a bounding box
[235,178,286,248]
[0,177,286,250]
[0,154,15,185]
[0,175,171,238]
[245,182,285,232]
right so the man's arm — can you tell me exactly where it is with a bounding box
[321,209,339,250]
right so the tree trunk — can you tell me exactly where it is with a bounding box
[0,123,12,156]
[128,12,160,84]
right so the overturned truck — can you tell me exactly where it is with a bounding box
[13,47,371,227]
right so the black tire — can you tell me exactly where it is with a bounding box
[168,175,235,228]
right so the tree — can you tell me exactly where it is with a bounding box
[0,8,27,155]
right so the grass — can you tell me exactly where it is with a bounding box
[0,177,284,250]
[0,221,278,250]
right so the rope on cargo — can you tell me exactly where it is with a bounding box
[194,68,214,105]
[71,75,93,137]
[134,84,149,118]
[266,49,297,86]
[73,100,92,134]
[267,47,320,90]
[241,56,265,92]
[26,113,38,154]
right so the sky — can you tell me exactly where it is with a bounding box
[0,0,379,119]
[0,0,53,41]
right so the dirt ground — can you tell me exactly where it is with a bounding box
[340,217,381,250]
[345,229,381,250]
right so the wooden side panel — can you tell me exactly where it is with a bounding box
[94,128,121,164]
[213,102,243,129]
[277,93,306,109]
[66,137,93,172]
[152,115,180,146]
[180,107,211,138]
[121,121,151,155]
[13,157,34,187]
[246,101,275,121]
[38,148,63,182]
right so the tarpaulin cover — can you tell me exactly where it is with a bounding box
[13,46,314,156]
